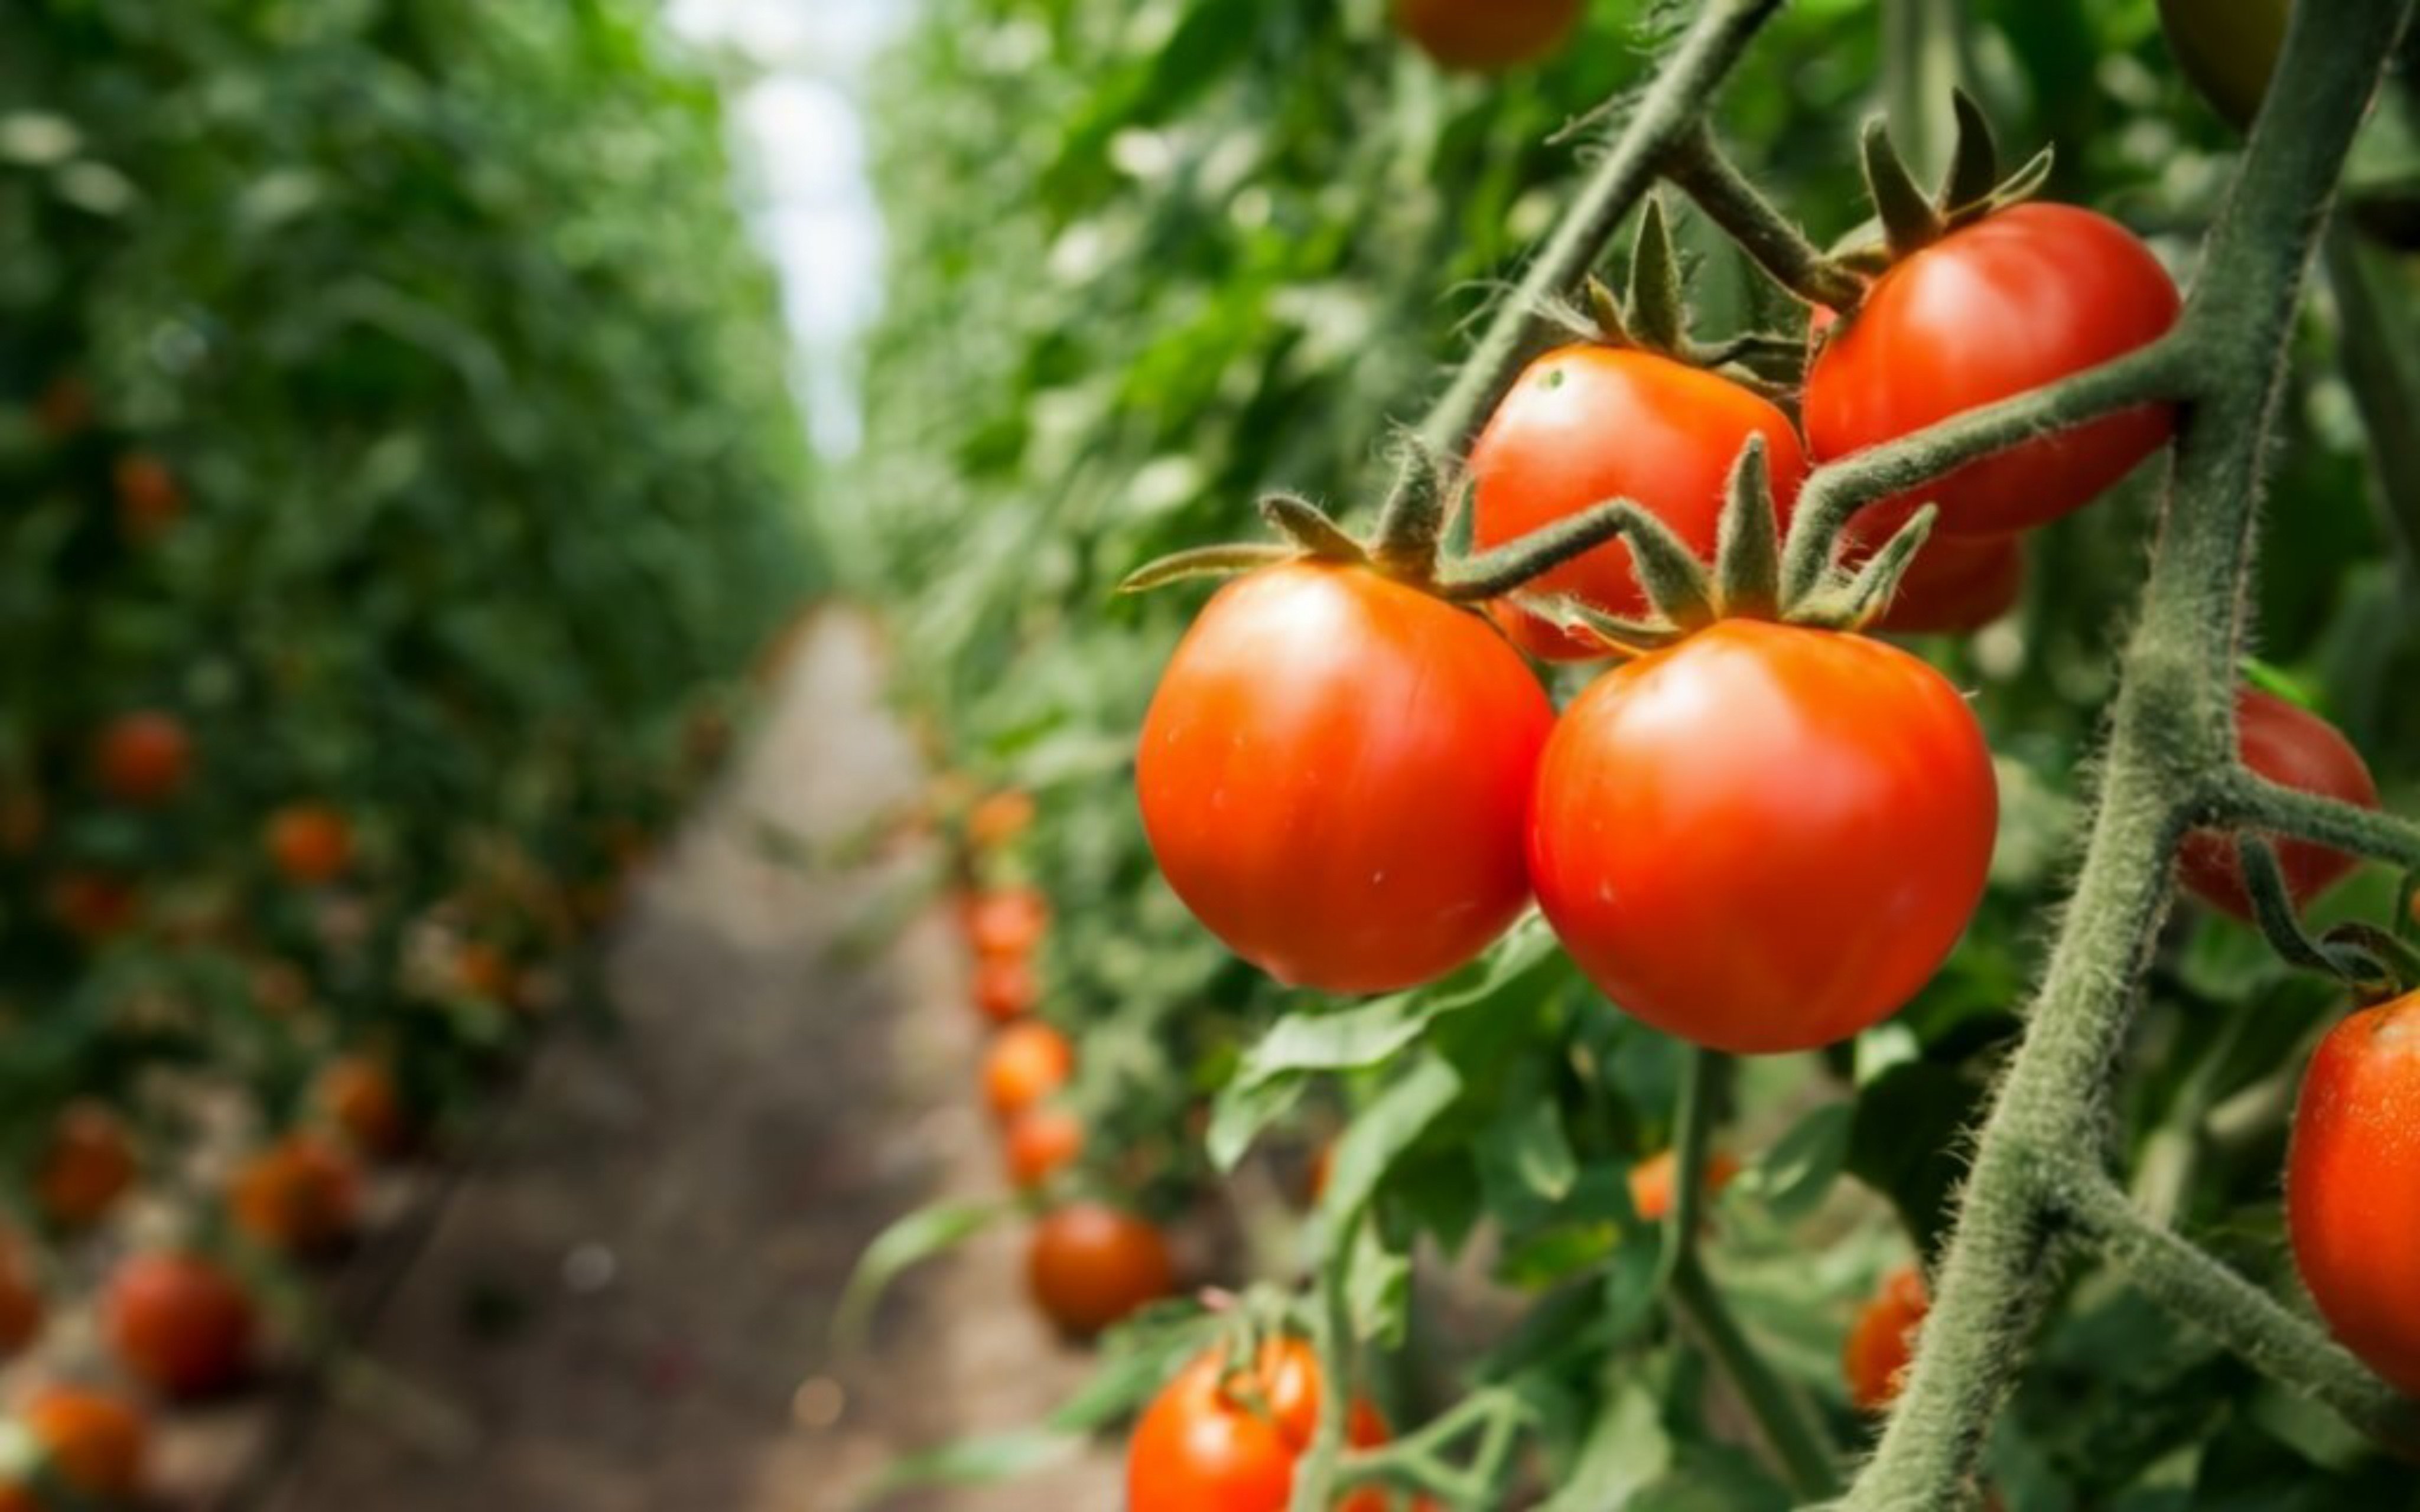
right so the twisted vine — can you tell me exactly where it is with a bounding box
[1280,0,2420,1507]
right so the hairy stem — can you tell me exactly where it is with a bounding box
[1666,122,1868,312]
[1843,4,2412,1506]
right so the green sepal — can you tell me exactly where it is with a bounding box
[1624,194,1688,354]
[1862,117,1946,261]
[1939,89,2001,218]
[1509,591,1683,659]
[2236,836,2386,989]
[1367,442,1453,578]
[1787,504,1938,628]
[1117,541,1300,594]
[1585,274,1632,347]
[1259,491,1369,562]
[1711,435,1781,620]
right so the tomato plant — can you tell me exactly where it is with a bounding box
[2177,687,2380,920]
[1138,563,1550,993]
[1128,1338,1404,1512]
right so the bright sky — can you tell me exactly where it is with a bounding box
[665,0,913,455]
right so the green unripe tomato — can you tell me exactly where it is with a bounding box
[2158,0,2288,130]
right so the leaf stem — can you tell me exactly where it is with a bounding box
[1666,123,1868,312]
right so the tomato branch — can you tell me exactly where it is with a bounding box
[1664,122,1868,312]
[1843,2,2415,1506]
[2217,771,2420,869]
[1287,1206,1364,1512]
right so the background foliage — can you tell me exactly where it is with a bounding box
[848,0,2420,1504]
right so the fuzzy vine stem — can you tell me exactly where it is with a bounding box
[1842,3,2419,1508]
[1664,122,1869,312]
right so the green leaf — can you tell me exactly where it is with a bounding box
[1742,1102,1851,1221]
[1480,1080,1579,1205]
[1346,1217,1414,1348]
[1538,1377,1674,1511]
[1319,1054,1465,1225]
[833,1200,1005,1350]
[855,1430,1079,1500]
[1847,1061,1986,1260]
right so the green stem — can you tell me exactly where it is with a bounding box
[1842,3,2412,1506]
[1671,1258,1843,1501]
[2061,1172,2420,1452]
[1666,124,1868,312]
[2220,770,2420,868]
[1394,0,1787,486]
[1289,1207,1363,1512]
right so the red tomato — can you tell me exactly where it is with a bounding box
[7,1387,147,1505]
[230,1134,363,1257]
[1627,1148,1742,1223]
[1872,535,2025,636]
[1127,1338,1406,1512]
[1026,1203,1176,1338]
[964,885,1049,962]
[92,711,193,807]
[0,1236,41,1360]
[34,1103,138,1230]
[44,871,138,941]
[1139,563,1551,993]
[1804,203,2180,537]
[266,803,354,884]
[1845,1266,1930,1411]
[1392,0,1583,71]
[973,956,1039,1023]
[983,1022,1074,1120]
[1529,620,1996,1054]
[113,454,186,542]
[104,1252,256,1399]
[1003,1107,1084,1191]
[316,1055,412,1159]
[2177,689,2378,921]
[1471,344,1810,660]
[2287,991,2420,1397]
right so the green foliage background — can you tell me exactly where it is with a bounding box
[0,1,814,1157]
[848,0,2420,1505]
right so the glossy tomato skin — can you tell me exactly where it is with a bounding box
[1003,1107,1083,1191]
[983,1022,1073,1120]
[1529,620,1997,1054]
[1471,346,1810,660]
[1627,1148,1742,1224]
[1805,203,2180,538]
[1025,1203,1176,1338]
[2287,992,2420,1397]
[1127,1339,1400,1512]
[1873,535,2026,636]
[2177,689,2379,921]
[1139,563,1551,994]
[1392,0,1582,72]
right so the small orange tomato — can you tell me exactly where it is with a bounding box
[1026,1203,1176,1338]
[1845,1266,1930,1412]
[104,1252,256,1399]
[454,941,516,1002]
[2287,991,2420,1397]
[33,1103,138,1230]
[1127,1337,1405,1512]
[973,956,1039,1024]
[6,1387,147,1506]
[92,711,193,807]
[44,871,138,941]
[229,1135,363,1258]
[1627,1148,1744,1223]
[1003,1107,1084,1191]
[265,803,354,885]
[0,1237,43,1360]
[315,1056,411,1159]
[112,453,186,542]
[964,886,1049,962]
[983,1022,1073,1121]
[966,790,1036,852]
[1392,0,1584,71]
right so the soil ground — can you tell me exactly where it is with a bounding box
[256,608,1123,1511]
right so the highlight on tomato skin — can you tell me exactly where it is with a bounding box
[2176,687,2380,921]
[1024,1202,1176,1339]
[2286,990,2420,1399]
[1804,201,2182,538]
[1527,619,1998,1055]
[1469,344,1811,661]
[1137,562,1553,996]
[1126,1337,1426,1512]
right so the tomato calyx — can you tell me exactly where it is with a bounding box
[1572,197,1803,398]
[1839,90,2057,273]
[2233,835,2420,1005]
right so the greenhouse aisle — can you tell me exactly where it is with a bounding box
[260,610,1120,1511]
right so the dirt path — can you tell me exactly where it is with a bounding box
[259,608,1122,1511]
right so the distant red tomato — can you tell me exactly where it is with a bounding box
[104,1252,256,1399]
[983,1022,1074,1120]
[1845,1266,1930,1411]
[2177,689,2378,921]
[964,886,1049,962]
[229,1135,363,1257]
[113,454,186,542]
[266,803,354,884]
[93,711,193,807]
[1026,1203,1176,1338]
[0,1236,42,1360]
[1628,1148,1744,1223]
[1393,0,1583,71]
[1471,344,1809,660]
[1805,203,2180,537]
[1139,563,1550,993]
[1003,1107,1083,1191]
[973,957,1039,1024]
